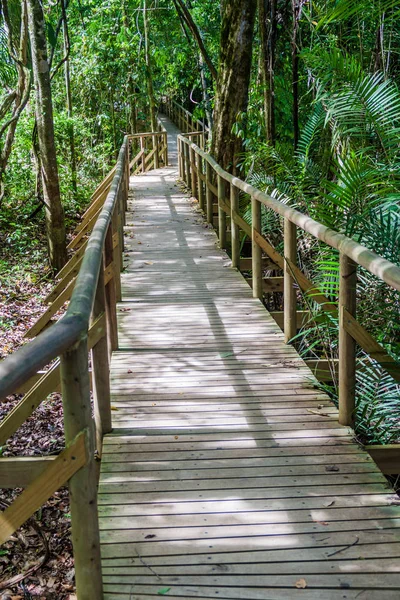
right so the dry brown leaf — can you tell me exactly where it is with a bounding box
[111,406,119,411]
[295,578,307,589]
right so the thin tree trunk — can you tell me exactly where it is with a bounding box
[211,0,257,172]
[27,0,67,271]
[199,53,213,130]
[292,0,305,150]
[259,0,276,145]
[172,0,217,81]
[0,0,31,202]
[143,0,157,131]
[62,0,77,197]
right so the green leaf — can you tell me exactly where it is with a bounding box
[157,588,171,596]
[47,22,57,48]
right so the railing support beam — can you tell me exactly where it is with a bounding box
[284,219,297,343]
[231,185,240,269]
[218,174,226,249]
[206,161,213,225]
[60,336,103,600]
[339,253,357,426]
[252,198,263,299]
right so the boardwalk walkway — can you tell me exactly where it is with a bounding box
[98,117,400,599]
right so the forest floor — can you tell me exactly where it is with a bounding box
[0,245,76,599]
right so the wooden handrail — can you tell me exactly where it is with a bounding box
[0,138,129,399]
[0,115,170,597]
[177,131,400,429]
[178,135,400,292]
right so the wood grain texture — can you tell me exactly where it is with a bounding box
[100,115,400,597]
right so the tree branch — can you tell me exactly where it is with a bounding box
[172,0,217,81]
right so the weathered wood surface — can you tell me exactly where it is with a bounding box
[100,116,400,599]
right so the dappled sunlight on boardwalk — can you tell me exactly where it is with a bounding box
[98,117,400,599]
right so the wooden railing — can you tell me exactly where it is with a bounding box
[177,132,400,442]
[162,97,208,139]
[0,128,167,599]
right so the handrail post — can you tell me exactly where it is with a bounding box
[153,133,159,169]
[140,136,145,173]
[179,139,184,180]
[339,253,357,426]
[284,219,297,343]
[112,205,122,302]
[185,143,191,189]
[190,146,197,198]
[196,153,204,211]
[60,336,103,600]
[164,132,168,166]
[218,174,226,249]
[231,184,240,269]
[104,222,118,353]
[252,197,263,299]
[91,256,112,456]
[206,161,213,225]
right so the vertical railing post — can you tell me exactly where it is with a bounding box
[91,257,112,455]
[206,161,213,225]
[339,253,357,426]
[185,143,191,189]
[284,219,297,343]
[164,132,168,166]
[60,336,103,600]
[252,197,263,299]
[112,203,122,302]
[153,133,159,170]
[104,222,118,353]
[178,138,182,178]
[218,174,226,249]
[231,184,240,269]
[140,136,145,173]
[196,153,204,211]
[190,145,197,198]
[125,139,130,212]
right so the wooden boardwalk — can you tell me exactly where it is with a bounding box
[99,117,400,599]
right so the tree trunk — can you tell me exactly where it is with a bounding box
[143,0,157,131]
[292,0,305,150]
[172,0,217,81]
[0,0,31,202]
[258,0,276,145]
[61,0,77,198]
[211,0,257,172]
[27,0,67,271]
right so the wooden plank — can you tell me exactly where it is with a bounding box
[253,231,336,310]
[102,590,400,600]
[67,205,102,251]
[342,307,400,382]
[99,516,400,544]
[1,314,105,444]
[0,361,61,445]
[24,277,76,338]
[0,432,86,543]
[56,239,88,281]
[367,444,400,474]
[0,456,55,488]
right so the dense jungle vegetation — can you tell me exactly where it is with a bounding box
[1,0,399,445]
